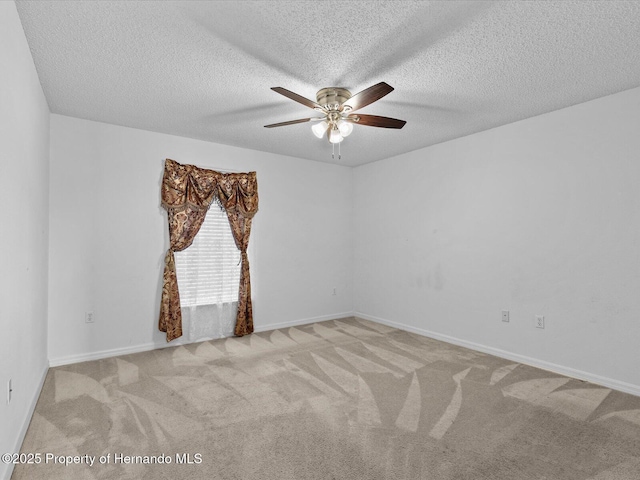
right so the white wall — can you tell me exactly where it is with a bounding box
[354,86,640,394]
[48,115,353,364]
[0,3,50,479]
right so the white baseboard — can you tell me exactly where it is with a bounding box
[254,311,355,333]
[2,362,49,480]
[355,311,640,398]
[49,312,356,367]
[49,342,167,367]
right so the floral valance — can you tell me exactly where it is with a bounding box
[161,158,258,216]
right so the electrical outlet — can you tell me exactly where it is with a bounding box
[501,310,510,322]
[7,379,12,405]
[535,315,545,329]
[332,287,337,296]
[85,311,94,323]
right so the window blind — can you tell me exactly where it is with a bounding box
[174,205,241,307]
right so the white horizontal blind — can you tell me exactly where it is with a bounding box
[174,204,241,307]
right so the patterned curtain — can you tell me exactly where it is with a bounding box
[159,159,259,342]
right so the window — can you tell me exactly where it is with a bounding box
[174,204,241,307]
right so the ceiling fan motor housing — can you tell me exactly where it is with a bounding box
[316,88,352,111]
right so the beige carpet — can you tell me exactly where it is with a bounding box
[13,317,640,479]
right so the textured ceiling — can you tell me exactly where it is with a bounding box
[15,0,640,167]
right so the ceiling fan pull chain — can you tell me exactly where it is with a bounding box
[338,142,341,160]
[332,143,335,160]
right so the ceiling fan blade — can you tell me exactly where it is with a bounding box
[348,114,406,129]
[342,82,394,112]
[271,87,323,110]
[264,118,312,128]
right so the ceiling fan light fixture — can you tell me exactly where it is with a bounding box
[337,119,353,137]
[328,126,344,144]
[312,120,328,139]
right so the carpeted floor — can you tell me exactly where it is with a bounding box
[12,317,640,479]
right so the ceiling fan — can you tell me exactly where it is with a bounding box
[264,82,406,148]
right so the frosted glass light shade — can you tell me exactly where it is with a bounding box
[329,126,344,144]
[311,121,328,138]
[338,120,353,137]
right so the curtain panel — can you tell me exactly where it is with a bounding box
[159,158,258,342]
